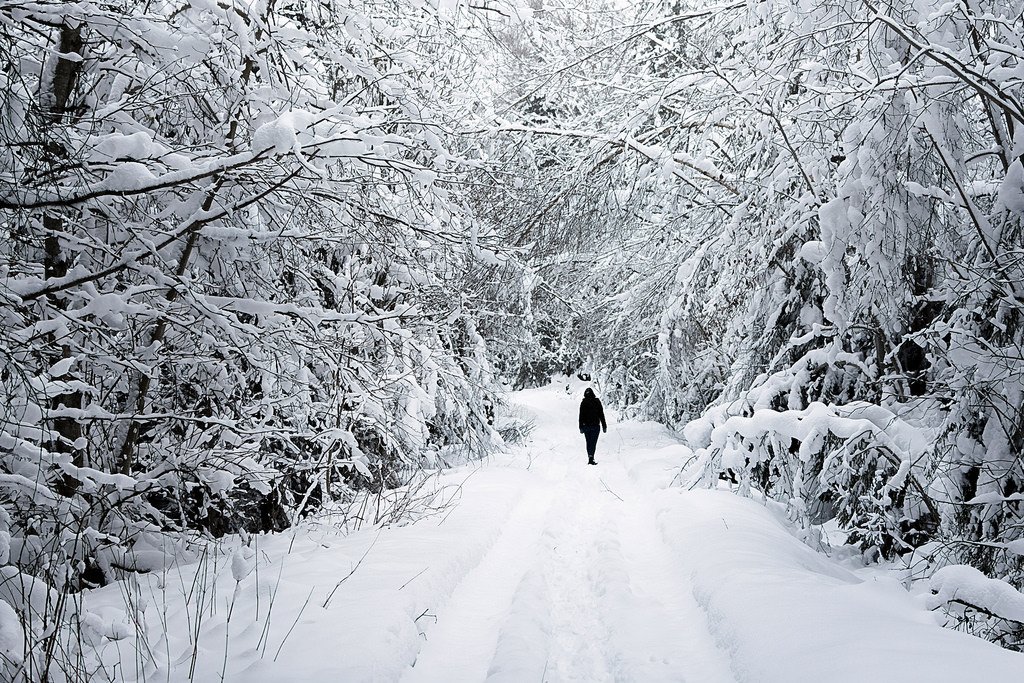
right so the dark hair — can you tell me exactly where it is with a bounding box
[584,388,595,398]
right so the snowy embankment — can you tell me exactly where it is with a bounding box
[657,493,1022,680]
[80,384,1023,681]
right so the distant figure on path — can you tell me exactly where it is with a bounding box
[578,388,607,465]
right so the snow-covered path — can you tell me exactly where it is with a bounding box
[404,387,734,683]
[85,385,1024,682]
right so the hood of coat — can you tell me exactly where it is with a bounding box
[583,387,595,399]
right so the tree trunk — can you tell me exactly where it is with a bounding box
[41,23,85,485]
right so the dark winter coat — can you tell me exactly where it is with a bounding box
[578,389,607,432]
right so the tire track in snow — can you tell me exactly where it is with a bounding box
[600,460,737,683]
[403,482,556,682]
[538,470,619,682]
[484,568,552,682]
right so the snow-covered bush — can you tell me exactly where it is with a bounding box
[928,563,1024,650]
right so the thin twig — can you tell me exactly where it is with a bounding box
[273,587,316,662]
[322,530,381,608]
[399,567,430,591]
[599,477,624,502]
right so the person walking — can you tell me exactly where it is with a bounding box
[578,387,607,465]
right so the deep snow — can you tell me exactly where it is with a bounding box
[81,384,1024,681]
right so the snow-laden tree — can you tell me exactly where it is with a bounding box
[0,1,514,674]
[665,0,1024,585]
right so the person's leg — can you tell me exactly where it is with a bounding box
[584,427,599,463]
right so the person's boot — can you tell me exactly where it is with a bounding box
[588,458,596,465]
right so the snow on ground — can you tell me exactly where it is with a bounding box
[82,384,1024,681]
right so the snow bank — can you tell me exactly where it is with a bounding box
[655,489,1023,681]
[81,464,537,682]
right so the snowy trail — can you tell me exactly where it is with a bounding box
[404,387,735,683]
[83,384,1024,682]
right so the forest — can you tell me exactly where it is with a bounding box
[1,0,1023,677]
